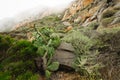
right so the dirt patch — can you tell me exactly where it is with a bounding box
[50,71,87,80]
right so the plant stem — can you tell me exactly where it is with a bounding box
[42,39,52,70]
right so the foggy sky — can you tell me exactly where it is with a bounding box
[0,0,74,32]
[0,0,74,20]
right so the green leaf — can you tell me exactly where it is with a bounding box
[45,70,51,79]
[47,47,55,57]
[37,46,46,56]
[47,62,59,71]
[50,37,61,48]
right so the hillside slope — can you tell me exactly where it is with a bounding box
[0,0,120,80]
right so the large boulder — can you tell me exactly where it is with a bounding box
[52,42,75,70]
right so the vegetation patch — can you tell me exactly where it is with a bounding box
[101,9,117,19]
[101,17,114,27]
[62,29,102,79]
[62,26,120,79]
[0,26,61,80]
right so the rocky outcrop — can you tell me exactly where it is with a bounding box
[62,0,120,29]
[52,42,75,70]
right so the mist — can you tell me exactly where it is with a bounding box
[0,0,74,32]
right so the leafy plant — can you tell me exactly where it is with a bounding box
[63,30,93,55]
[47,62,59,71]
[0,15,62,79]
[4,40,38,66]
[0,71,11,80]
[45,62,59,78]
[0,35,40,80]
[33,27,61,78]
[45,70,51,79]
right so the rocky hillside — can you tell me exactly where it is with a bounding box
[0,0,120,80]
[61,0,120,80]
[62,0,120,29]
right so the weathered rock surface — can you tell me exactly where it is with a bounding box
[62,0,120,29]
[62,22,71,26]
[52,42,75,69]
[57,42,75,52]
[53,50,75,69]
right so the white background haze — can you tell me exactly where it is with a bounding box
[0,0,74,32]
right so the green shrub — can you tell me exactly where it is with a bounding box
[37,45,55,57]
[2,60,36,77]
[62,29,102,79]
[0,25,61,79]
[87,21,99,30]
[7,40,38,61]
[0,36,39,79]
[34,14,61,29]
[101,17,114,27]
[39,27,54,37]
[33,27,61,79]
[50,37,61,48]
[101,9,117,19]
[98,26,120,33]
[47,62,59,71]
[62,30,93,55]
[37,46,46,56]
[0,71,11,80]
[16,71,39,80]
[0,35,14,50]
[97,27,120,52]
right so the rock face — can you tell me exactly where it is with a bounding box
[62,0,120,29]
[52,42,75,69]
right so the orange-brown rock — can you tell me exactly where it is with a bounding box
[65,26,73,32]
[62,0,120,29]
[62,0,94,21]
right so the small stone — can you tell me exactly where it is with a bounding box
[74,17,81,23]
[65,26,73,32]
[62,22,71,26]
